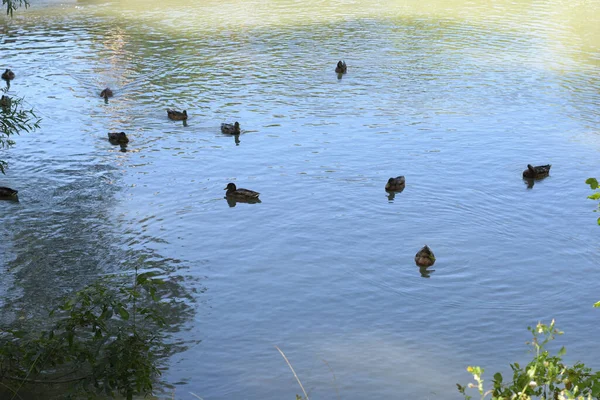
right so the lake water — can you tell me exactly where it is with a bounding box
[1,0,599,399]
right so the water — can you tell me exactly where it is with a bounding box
[1,0,599,398]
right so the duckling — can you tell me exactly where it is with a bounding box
[107,132,129,144]
[385,176,406,192]
[167,109,188,121]
[100,88,113,99]
[0,186,18,200]
[522,164,551,179]
[2,69,15,82]
[224,183,260,201]
[415,245,435,267]
[0,95,11,112]
[221,122,240,135]
[335,61,347,74]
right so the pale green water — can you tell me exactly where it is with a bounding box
[1,0,600,399]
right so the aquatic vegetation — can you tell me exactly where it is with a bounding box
[586,178,600,225]
[0,271,173,399]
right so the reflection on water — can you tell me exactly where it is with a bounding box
[1,0,600,398]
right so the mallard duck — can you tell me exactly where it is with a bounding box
[107,132,129,144]
[522,164,551,179]
[0,95,11,111]
[167,109,188,121]
[385,176,406,191]
[415,245,435,267]
[221,122,240,135]
[2,69,15,82]
[100,88,113,99]
[335,61,347,74]
[0,186,18,200]
[224,183,260,201]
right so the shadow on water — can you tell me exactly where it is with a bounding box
[0,161,204,399]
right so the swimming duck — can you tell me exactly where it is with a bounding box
[415,245,435,267]
[221,122,240,135]
[167,109,188,121]
[0,186,18,200]
[100,88,113,99]
[522,164,551,179]
[335,61,347,74]
[385,176,406,191]
[0,95,11,111]
[224,183,260,201]
[2,69,15,82]
[107,132,129,144]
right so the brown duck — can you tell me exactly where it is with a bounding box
[221,122,241,135]
[108,132,129,144]
[335,61,347,74]
[0,186,18,200]
[2,69,15,82]
[224,183,260,201]
[385,176,406,192]
[522,164,551,179]
[167,109,188,121]
[415,245,435,267]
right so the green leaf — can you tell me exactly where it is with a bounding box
[557,346,566,357]
[493,372,503,384]
[587,193,600,200]
[586,178,599,189]
[594,301,600,308]
[116,305,130,320]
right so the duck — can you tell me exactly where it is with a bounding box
[167,109,188,121]
[335,61,347,74]
[522,164,551,179]
[0,95,11,111]
[107,132,129,144]
[0,186,18,200]
[385,176,406,191]
[2,69,15,82]
[224,183,260,201]
[221,122,240,135]
[100,88,113,99]
[415,245,435,267]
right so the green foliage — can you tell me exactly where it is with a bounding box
[2,0,30,16]
[586,178,600,225]
[0,271,169,399]
[458,320,600,400]
[1,89,40,174]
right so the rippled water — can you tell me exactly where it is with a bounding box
[1,0,600,398]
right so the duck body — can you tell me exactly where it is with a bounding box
[100,88,113,99]
[2,69,15,82]
[221,122,240,135]
[385,176,406,191]
[224,183,260,201]
[167,109,188,121]
[0,95,11,111]
[108,132,129,144]
[0,186,18,200]
[335,61,347,74]
[522,164,551,179]
[415,245,435,267]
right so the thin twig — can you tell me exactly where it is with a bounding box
[321,359,340,400]
[275,345,309,400]
[189,393,204,399]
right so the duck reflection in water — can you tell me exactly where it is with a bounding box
[419,266,435,278]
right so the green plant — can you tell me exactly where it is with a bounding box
[457,320,600,400]
[2,0,30,16]
[0,270,169,399]
[1,89,40,174]
[586,178,600,226]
